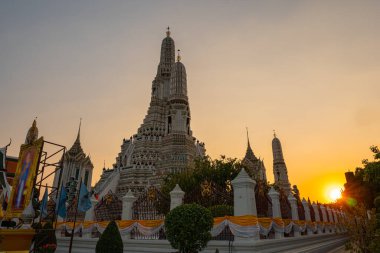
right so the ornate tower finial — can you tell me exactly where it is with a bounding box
[177,49,181,62]
[103,160,106,169]
[273,129,276,138]
[246,127,251,146]
[76,118,82,143]
[25,118,39,144]
[166,26,171,37]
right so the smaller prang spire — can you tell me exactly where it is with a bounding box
[169,49,187,100]
[177,49,181,62]
[272,131,291,194]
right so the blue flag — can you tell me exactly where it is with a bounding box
[57,185,67,218]
[40,187,48,218]
[78,182,92,212]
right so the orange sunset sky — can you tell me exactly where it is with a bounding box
[0,1,379,203]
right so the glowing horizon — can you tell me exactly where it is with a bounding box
[1,1,379,204]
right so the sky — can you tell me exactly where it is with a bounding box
[1,1,379,203]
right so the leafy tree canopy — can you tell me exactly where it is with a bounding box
[162,156,242,193]
[158,156,242,213]
[338,145,380,252]
[341,145,380,209]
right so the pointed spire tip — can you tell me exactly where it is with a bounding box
[177,49,181,62]
[76,118,82,142]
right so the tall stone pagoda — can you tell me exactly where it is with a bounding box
[272,132,291,194]
[95,28,205,198]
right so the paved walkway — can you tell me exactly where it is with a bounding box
[327,245,347,253]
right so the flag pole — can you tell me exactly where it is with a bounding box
[68,177,82,253]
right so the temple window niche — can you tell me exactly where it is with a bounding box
[187,118,190,135]
[84,170,89,186]
[75,167,80,180]
[167,116,172,133]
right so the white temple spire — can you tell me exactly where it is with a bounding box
[272,132,291,194]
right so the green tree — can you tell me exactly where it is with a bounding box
[208,204,233,217]
[344,203,377,253]
[96,220,123,253]
[341,146,380,209]
[165,204,213,253]
[339,145,380,252]
[369,196,380,252]
[158,156,241,213]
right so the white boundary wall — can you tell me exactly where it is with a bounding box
[57,233,347,253]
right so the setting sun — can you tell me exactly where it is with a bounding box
[328,187,342,202]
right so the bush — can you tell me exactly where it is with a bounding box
[33,222,57,253]
[208,205,233,217]
[96,221,123,253]
[165,204,213,253]
[374,196,380,208]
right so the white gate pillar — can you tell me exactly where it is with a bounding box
[332,209,340,233]
[327,206,335,233]
[231,168,258,240]
[268,187,283,239]
[311,202,322,234]
[288,194,300,237]
[83,197,98,238]
[122,190,136,220]
[56,216,64,238]
[170,184,185,210]
[122,190,137,239]
[301,198,312,235]
[320,205,328,233]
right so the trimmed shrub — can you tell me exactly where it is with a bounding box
[165,203,213,253]
[96,220,123,253]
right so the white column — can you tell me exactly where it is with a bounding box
[122,190,136,239]
[122,190,136,220]
[327,207,334,233]
[320,205,328,233]
[268,187,283,239]
[311,202,322,234]
[84,197,98,221]
[55,216,64,238]
[83,197,98,238]
[340,211,347,232]
[170,184,185,210]
[301,198,312,235]
[231,168,258,240]
[288,194,300,237]
[332,209,340,233]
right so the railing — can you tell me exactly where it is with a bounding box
[54,216,346,241]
